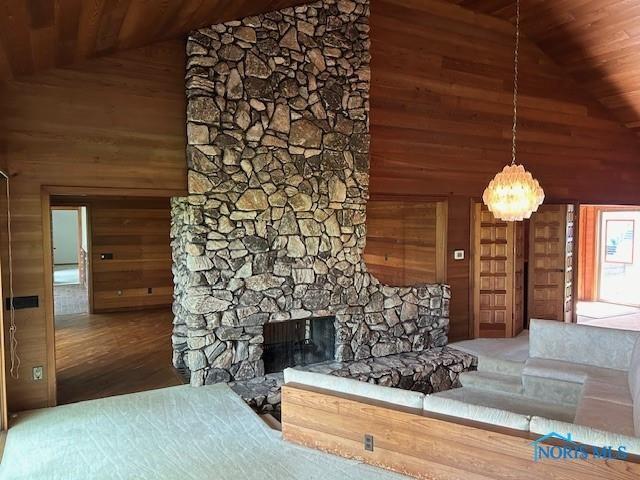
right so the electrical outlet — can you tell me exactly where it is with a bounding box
[32,366,43,381]
[453,249,465,260]
[364,434,374,451]
[147,287,153,294]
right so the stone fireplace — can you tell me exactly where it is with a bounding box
[171,0,450,387]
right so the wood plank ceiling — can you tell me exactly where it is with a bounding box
[451,0,640,135]
[0,0,308,81]
[2,0,640,137]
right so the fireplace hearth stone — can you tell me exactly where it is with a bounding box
[229,347,476,415]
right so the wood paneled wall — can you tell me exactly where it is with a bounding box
[364,199,447,286]
[90,197,172,312]
[0,39,187,411]
[368,0,640,341]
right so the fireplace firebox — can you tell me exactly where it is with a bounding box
[263,317,336,374]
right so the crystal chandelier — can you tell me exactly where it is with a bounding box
[482,0,544,221]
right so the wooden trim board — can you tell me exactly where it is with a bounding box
[435,201,448,283]
[40,188,56,406]
[281,384,640,480]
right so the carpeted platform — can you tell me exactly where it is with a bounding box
[450,330,529,363]
[0,384,407,480]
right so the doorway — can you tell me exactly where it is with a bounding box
[45,190,185,405]
[598,210,640,305]
[471,203,576,338]
[577,205,640,330]
[51,206,90,316]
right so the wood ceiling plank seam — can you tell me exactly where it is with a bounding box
[147,1,190,43]
[93,0,133,54]
[563,44,640,69]
[25,0,55,29]
[29,24,56,72]
[54,0,82,66]
[75,0,107,61]
[160,0,206,38]
[537,13,640,48]
[380,0,514,35]
[372,23,539,71]
[0,34,12,81]
[183,0,248,37]
[377,3,516,47]
[0,0,36,76]
[530,18,640,50]
[183,0,231,34]
[187,0,260,34]
[116,0,165,49]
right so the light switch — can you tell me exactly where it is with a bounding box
[454,250,465,260]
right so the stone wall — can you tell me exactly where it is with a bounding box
[172,0,450,386]
[170,197,190,371]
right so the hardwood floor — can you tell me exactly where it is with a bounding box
[55,308,185,405]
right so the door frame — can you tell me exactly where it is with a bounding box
[42,185,183,406]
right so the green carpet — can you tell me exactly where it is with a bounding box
[0,384,406,480]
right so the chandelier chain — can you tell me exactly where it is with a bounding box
[511,0,520,165]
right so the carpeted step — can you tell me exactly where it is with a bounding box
[477,354,525,376]
[459,370,524,395]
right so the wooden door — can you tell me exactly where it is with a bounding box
[472,204,523,338]
[528,205,576,322]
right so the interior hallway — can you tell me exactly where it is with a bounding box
[55,308,185,405]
